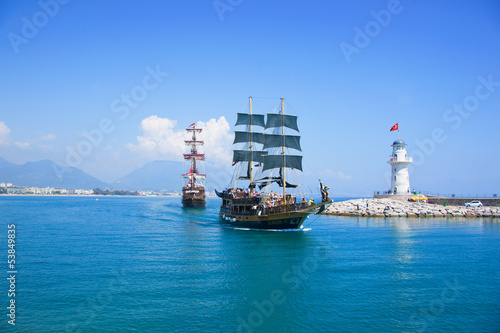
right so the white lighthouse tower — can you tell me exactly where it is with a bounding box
[388,139,412,195]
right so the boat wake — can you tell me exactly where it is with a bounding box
[230,226,311,232]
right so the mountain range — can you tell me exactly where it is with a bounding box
[0,158,109,189]
[114,160,183,192]
[0,157,209,192]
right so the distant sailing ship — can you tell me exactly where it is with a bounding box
[216,97,331,229]
[182,123,206,208]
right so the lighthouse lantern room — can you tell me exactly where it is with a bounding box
[388,139,412,195]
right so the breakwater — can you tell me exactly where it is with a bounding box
[374,194,500,207]
[323,198,500,217]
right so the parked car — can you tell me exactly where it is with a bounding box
[465,200,483,208]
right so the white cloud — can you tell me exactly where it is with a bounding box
[40,133,56,141]
[0,121,11,145]
[127,116,185,161]
[13,141,31,150]
[0,122,48,151]
[198,117,233,166]
[127,116,233,166]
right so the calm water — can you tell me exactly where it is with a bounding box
[1,196,499,332]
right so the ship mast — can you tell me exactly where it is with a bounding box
[249,96,254,194]
[248,96,253,185]
[281,97,286,204]
[258,99,301,200]
[232,104,267,192]
[183,124,205,189]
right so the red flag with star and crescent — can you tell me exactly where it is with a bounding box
[390,123,399,131]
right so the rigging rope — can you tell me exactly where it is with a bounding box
[302,211,323,228]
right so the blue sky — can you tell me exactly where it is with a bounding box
[0,0,499,196]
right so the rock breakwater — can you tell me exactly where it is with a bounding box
[323,198,500,218]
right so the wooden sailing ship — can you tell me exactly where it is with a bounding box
[216,97,331,229]
[182,123,206,208]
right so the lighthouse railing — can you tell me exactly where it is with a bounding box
[387,156,413,163]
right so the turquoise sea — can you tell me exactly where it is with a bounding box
[1,196,499,332]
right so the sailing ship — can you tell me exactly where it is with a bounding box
[182,123,206,208]
[216,97,331,229]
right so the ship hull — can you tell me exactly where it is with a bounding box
[219,210,308,229]
[182,197,206,208]
[217,200,330,230]
[216,189,331,230]
[182,187,206,208]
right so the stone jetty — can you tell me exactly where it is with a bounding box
[323,198,500,218]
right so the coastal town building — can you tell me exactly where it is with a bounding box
[387,139,412,195]
[0,182,178,196]
[6,186,27,194]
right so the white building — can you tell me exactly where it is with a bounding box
[387,139,412,195]
[54,188,68,194]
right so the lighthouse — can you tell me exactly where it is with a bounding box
[388,139,412,195]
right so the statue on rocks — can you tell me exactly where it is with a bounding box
[319,180,330,202]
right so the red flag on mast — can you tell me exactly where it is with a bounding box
[189,123,195,128]
[390,123,399,131]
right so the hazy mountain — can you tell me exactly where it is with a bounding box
[0,159,109,189]
[0,157,16,169]
[113,160,184,192]
[0,157,230,192]
[113,160,230,192]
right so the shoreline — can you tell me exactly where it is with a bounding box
[0,194,220,198]
[0,194,179,197]
[323,198,500,218]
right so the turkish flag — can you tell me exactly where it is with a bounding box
[390,123,399,131]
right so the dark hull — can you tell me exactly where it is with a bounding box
[218,202,330,229]
[182,186,206,208]
[216,190,331,230]
[182,197,206,208]
[219,211,308,229]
